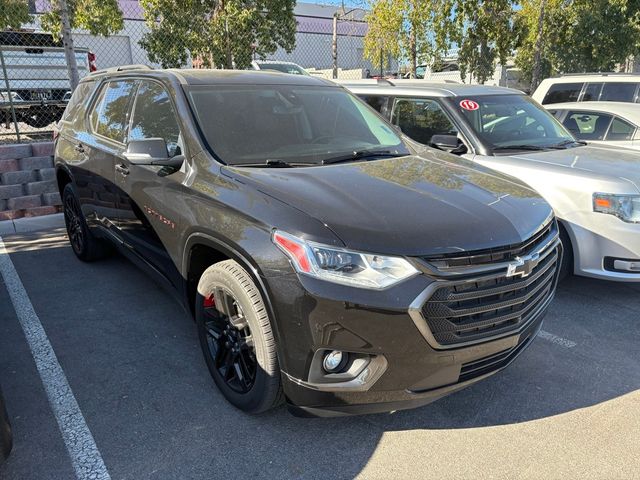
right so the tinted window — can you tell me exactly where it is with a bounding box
[90,80,136,143]
[563,111,613,140]
[606,117,636,141]
[600,82,638,102]
[130,81,181,156]
[582,82,603,101]
[187,85,407,165]
[391,98,457,145]
[359,95,388,113]
[61,80,96,128]
[542,82,583,104]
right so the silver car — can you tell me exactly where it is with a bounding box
[341,80,640,282]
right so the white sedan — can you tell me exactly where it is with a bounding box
[546,101,640,150]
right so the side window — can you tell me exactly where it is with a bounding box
[563,111,613,140]
[129,81,181,156]
[89,80,136,143]
[582,82,603,101]
[391,98,457,145]
[61,80,96,129]
[542,82,583,105]
[358,95,389,114]
[605,117,636,141]
[600,82,638,102]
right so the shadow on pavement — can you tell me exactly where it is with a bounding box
[0,230,638,478]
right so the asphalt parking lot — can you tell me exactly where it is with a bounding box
[0,223,639,480]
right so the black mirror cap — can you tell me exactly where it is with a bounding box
[430,134,467,155]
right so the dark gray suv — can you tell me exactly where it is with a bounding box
[55,66,561,416]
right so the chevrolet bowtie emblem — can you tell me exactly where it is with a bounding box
[506,253,540,278]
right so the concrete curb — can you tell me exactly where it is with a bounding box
[0,213,64,235]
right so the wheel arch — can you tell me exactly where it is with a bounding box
[182,231,289,371]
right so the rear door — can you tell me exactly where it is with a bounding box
[113,79,185,286]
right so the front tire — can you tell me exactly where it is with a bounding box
[62,184,111,262]
[196,260,283,413]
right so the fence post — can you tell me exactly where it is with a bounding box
[0,47,21,143]
[332,13,338,79]
[56,0,80,92]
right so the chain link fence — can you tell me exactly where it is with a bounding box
[1,1,389,144]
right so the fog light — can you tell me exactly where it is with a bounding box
[323,350,347,373]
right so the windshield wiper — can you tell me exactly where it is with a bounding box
[321,149,403,165]
[235,159,313,168]
[548,139,587,149]
[492,145,549,152]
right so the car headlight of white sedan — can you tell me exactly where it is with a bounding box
[593,193,640,223]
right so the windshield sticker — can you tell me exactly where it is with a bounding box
[460,100,479,111]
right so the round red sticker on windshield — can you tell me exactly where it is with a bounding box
[460,100,479,111]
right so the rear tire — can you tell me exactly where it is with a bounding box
[62,184,111,262]
[196,260,283,413]
[558,224,574,282]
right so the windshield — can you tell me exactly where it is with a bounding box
[187,85,408,166]
[258,63,308,75]
[450,94,576,152]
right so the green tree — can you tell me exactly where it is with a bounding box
[41,0,124,37]
[363,0,447,78]
[437,0,517,84]
[515,0,640,88]
[1,0,32,29]
[139,0,297,69]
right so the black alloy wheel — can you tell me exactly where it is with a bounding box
[202,288,257,394]
[63,187,85,256]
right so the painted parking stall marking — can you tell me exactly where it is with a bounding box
[0,235,111,480]
[538,330,577,349]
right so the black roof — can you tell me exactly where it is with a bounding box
[88,66,336,87]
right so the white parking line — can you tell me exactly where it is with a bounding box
[538,329,577,349]
[0,235,110,480]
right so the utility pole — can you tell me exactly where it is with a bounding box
[530,0,546,92]
[56,0,79,91]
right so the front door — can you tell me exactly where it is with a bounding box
[114,79,185,287]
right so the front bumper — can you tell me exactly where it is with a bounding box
[264,241,557,416]
[568,216,640,282]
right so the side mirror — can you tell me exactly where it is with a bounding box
[430,134,467,155]
[124,138,184,168]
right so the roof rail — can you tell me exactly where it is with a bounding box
[91,64,153,76]
[557,72,636,77]
[376,78,395,86]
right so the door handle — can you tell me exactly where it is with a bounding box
[115,163,130,176]
[74,143,85,153]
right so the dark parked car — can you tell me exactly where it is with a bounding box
[0,385,11,463]
[54,66,561,416]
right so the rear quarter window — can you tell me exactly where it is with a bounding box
[60,80,97,129]
[542,82,583,104]
[600,82,638,102]
[89,80,137,143]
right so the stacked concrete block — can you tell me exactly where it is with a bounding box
[0,142,61,221]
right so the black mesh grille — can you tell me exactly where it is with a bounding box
[419,227,559,347]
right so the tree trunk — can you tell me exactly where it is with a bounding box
[531,0,546,92]
[409,24,417,79]
[56,0,79,91]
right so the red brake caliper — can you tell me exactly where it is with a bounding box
[204,294,216,308]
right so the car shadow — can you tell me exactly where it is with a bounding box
[1,230,638,479]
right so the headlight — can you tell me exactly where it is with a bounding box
[272,230,419,289]
[593,193,640,223]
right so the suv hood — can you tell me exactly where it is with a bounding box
[224,154,552,256]
[506,144,640,191]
